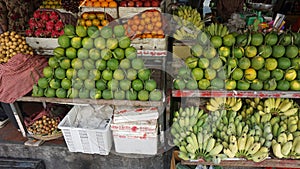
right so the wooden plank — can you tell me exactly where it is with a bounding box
[172,90,300,98]
[17,96,164,107]
[181,159,300,168]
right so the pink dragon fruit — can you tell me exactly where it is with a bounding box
[43,30,52,37]
[28,18,37,30]
[46,20,54,31]
[34,29,44,37]
[49,11,59,21]
[55,20,64,31]
[59,30,64,36]
[25,29,33,36]
[36,21,45,29]
[33,10,41,19]
[40,11,49,21]
[51,30,60,38]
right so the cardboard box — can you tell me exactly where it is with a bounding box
[113,130,157,155]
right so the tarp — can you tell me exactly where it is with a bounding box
[0,54,47,103]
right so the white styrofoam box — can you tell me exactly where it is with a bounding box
[58,105,113,155]
[26,37,58,55]
[111,119,157,133]
[131,37,167,50]
[79,7,118,19]
[118,0,165,18]
[113,106,164,123]
[113,130,158,155]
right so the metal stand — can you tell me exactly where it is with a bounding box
[9,103,27,137]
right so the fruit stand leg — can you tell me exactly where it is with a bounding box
[9,103,27,137]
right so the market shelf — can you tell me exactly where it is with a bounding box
[172,90,300,98]
[17,96,164,107]
[181,158,300,168]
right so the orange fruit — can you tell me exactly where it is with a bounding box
[96,13,105,20]
[85,20,93,27]
[79,19,86,26]
[101,20,109,26]
[153,11,160,17]
[144,17,151,24]
[101,1,109,7]
[127,19,133,26]
[151,17,158,23]
[133,18,140,25]
[106,0,113,2]
[88,13,97,20]
[86,1,93,6]
[94,2,101,7]
[123,24,128,30]
[146,33,152,38]
[146,24,154,31]
[157,29,164,35]
[98,25,103,29]
[92,19,101,26]
[138,25,144,31]
[82,13,89,20]
[109,1,117,7]
[136,30,142,36]
[131,25,138,31]
[133,15,139,20]
[146,12,153,17]
[155,21,162,29]
[141,13,147,19]
[140,20,145,26]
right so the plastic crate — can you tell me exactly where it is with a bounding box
[58,105,112,155]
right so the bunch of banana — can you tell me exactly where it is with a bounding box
[173,6,205,30]
[261,98,299,117]
[206,97,242,112]
[178,130,224,163]
[240,98,264,118]
[171,106,208,146]
[200,110,225,135]
[173,27,198,40]
[223,135,269,162]
[206,23,229,37]
[271,133,300,159]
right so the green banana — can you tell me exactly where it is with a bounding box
[252,147,269,162]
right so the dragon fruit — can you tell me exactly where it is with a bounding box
[51,30,60,38]
[28,18,37,30]
[49,11,59,21]
[43,30,52,37]
[46,20,54,31]
[55,20,64,31]
[34,29,44,37]
[33,10,41,19]
[40,11,49,21]
[25,29,33,36]
[36,21,45,29]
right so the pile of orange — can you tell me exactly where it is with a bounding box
[80,0,117,8]
[78,12,111,29]
[124,10,164,39]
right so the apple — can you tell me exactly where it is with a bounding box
[143,1,151,7]
[152,0,160,7]
[127,1,135,7]
[120,1,128,7]
[135,1,143,7]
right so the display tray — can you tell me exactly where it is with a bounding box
[17,96,164,107]
[171,90,300,98]
[79,7,118,19]
[28,132,63,141]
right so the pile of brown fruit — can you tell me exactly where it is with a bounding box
[0,31,34,63]
[27,115,60,136]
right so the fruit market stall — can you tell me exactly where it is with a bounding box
[2,0,300,168]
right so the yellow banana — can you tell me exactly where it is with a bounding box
[210,98,221,108]
[272,142,284,158]
[206,137,216,152]
[231,99,242,112]
[281,141,292,156]
[279,99,293,112]
[229,136,238,155]
[283,108,298,117]
[245,136,255,153]
[247,143,261,155]
[206,104,219,112]
[278,133,288,144]
[238,134,247,152]
[224,148,235,158]
[252,147,269,162]
[209,144,223,156]
[275,98,282,109]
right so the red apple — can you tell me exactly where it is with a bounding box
[127,1,135,7]
[152,0,160,7]
[120,1,127,7]
[135,1,143,7]
[143,1,151,7]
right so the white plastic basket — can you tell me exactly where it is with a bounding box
[58,105,112,155]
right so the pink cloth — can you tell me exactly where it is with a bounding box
[0,54,48,103]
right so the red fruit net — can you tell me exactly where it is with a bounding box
[0,54,48,103]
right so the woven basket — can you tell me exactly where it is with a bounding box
[29,132,63,141]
